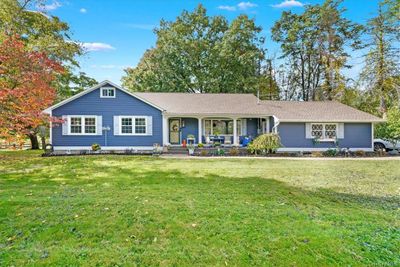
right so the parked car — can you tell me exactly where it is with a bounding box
[373,138,400,151]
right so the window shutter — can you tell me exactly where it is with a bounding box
[241,119,247,136]
[305,123,312,139]
[338,123,344,139]
[62,115,68,135]
[96,116,103,135]
[146,116,153,135]
[113,116,120,135]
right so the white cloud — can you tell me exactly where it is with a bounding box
[81,42,115,52]
[217,2,257,12]
[38,1,61,11]
[217,5,237,11]
[125,23,155,30]
[237,2,258,10]
[271,0,304,8]
[80,8,87,13]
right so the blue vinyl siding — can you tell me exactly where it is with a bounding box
[52,84,162,147]
[278,122,372,149]
[181,118,199,144]
[246,118,258,138]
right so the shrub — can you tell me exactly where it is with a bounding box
[200,150,208,157]
[213,142,221,147]
[355,150,366,157]
[247,134,281,155]
[324,148,338,157]
[218,149,225,156]
[311,151,323,157]
[197,143,204,148]
[91,143,101,151]
[229,147,239,156]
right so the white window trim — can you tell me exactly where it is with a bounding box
[119,116,147,136]
[310,123,338,142]
[100,87,116,98]
[68,115,98,135]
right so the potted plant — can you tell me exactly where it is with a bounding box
[187,144,195,155]
[187,134,195,145]
[91,143,101,153]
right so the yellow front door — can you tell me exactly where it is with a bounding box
[169,119,180,144]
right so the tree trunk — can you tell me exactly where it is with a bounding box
[28,133,40,150]
[41,136,46,150]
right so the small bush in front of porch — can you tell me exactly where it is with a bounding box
[229,147,240,156]
[199,149,208,156]
[248,133,281,155]
[91,143,101,151]
[324,148,339,157]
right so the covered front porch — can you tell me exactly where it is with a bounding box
[163,116,274,146]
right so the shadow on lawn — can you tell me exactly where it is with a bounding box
[1,159,399,266]
[2,159,399,212]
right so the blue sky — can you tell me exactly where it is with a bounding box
[43,0,382,84]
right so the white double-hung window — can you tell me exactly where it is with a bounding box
[100,87,116,98]
[306,123,343,141]
[62,115,102,135]
[118,116,148,135]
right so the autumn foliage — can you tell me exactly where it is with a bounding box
[0,34,63,143]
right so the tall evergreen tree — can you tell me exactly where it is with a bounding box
[272,0,363,101]
[360,0,399,115]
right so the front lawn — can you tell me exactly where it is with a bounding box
[0,151,399,266]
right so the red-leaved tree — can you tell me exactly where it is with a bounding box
[0,34,64,149]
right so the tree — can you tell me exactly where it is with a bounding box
[122,4,266,95]
[0,0,96,148]
[0,35,63,148]
[258,59,280,100]
[56,69,97,101]
[359,0,400,116]
[271,0,363,101]
[0,0,96,101]
[375,107,400,149]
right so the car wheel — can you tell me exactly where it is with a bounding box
[374,142,386,151]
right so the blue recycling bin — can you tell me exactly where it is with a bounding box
[242,136,251,147]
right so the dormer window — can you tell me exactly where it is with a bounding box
[100,87,116,98]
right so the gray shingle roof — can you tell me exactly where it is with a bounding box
[134,92,269,116]
[134,92,384,122]
[260,100,384,122]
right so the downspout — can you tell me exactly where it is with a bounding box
[272,115,280,134]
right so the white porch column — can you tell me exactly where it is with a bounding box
[266,117,270,133]
[198,118,202,144]
[233,118,239,145]
[162,115,169,146]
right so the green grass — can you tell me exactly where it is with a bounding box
[0,151,399,266]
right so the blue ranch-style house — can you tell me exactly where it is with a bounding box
[44,80,384,152]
